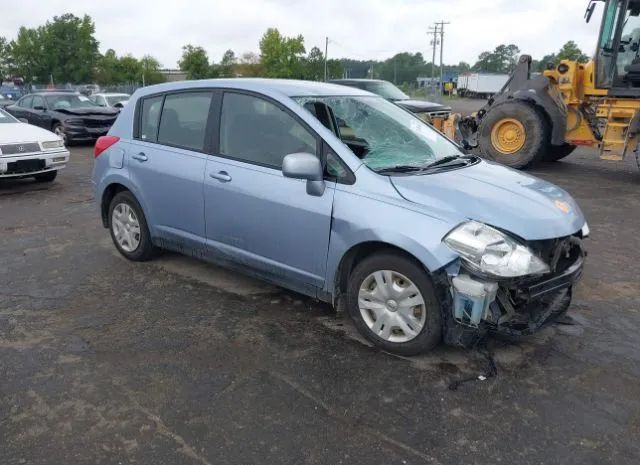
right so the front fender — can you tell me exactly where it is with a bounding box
[324,188,459,295]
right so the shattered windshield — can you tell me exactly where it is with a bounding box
[294,95,462,171]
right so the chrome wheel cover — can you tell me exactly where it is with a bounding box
[358,270,426,343]
[111,203,141,252]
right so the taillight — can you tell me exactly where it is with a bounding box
[94,135,120,158]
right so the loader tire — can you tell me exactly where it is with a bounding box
[543,143,577,162]
[478,101,549,170]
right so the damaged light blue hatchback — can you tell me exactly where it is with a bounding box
[93,79,588,355]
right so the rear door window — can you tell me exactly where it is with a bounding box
[157,92,213,151]
[139,96,163,142]
[219,92,317,169]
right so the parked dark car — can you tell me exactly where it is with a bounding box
[5,92,119,145]
[329,79,451,121]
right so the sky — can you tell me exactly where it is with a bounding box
[0,0,604,68]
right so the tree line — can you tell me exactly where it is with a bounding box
[0,13,592,88]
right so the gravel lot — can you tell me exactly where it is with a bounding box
[1,103,640,464]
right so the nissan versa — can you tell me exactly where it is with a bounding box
[92,79,588,355]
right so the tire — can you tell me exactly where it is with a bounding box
[346,252,442,356]
[543,143,577,162]
[478,101,550,169]
[108,191,157,261]
[34,170,57,183]
[52,123,69,146]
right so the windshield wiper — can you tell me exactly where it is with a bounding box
[376,155,477,175]
[376,165,427,174]
[423,155,472,169]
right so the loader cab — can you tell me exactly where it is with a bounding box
[594,0,640,95]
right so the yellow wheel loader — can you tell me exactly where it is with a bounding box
[455,0,640,170]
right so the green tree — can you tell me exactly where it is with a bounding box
[10,26,47,83]
[43,14,99,83]
[302,46,324,80]
[117,55,143,82]
[259,28,305,78]
[220,49,236,77]
[10,14,99,84]
[95,49,120,84]
[557,41,589,63]
[140,55,165,84]
[235,52,263,77]
[0,37,12,78]
[473,44,520,73]
[179,44,210,79]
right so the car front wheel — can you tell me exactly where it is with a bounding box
[108,191,156,261]
[346,252,442,355]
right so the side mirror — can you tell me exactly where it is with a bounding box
[282,152,325,196]
[585,1,596,23]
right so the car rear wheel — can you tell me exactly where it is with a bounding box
[346,252,442,355]
[108,191,156,261]
[34,170,57,183]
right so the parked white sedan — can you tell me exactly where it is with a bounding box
[0,108,69,182]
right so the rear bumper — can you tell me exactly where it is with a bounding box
[0,150,70,177]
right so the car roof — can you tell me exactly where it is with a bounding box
[329,79,386,84]
[29,91,78,96]
[95,93,129,97]
[133,78,373,99]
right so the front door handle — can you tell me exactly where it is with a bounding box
[209,171,232,182]
[132,152,148,162]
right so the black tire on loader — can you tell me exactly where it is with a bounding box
[542,143,577,162]
[478,101,550,170]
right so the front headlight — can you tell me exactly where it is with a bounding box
[581,222,590,238]
[444,221,550,278]
[42,140,64,149]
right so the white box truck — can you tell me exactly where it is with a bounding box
[457,73,509,98]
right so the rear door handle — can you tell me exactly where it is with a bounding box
[132,152,148,162]
[209,171,232,182]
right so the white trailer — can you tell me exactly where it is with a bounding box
[457,73,509,99]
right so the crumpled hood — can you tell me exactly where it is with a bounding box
[390,160,585,240]
[56,107,118,117]
[394,99,451,113]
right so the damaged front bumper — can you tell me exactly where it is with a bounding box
[442,235,586,344]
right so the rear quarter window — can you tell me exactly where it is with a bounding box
[138,95,163,142]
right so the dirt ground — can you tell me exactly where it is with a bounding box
[1,102,640,464]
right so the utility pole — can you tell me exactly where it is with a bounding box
[393,59,397,84]
[428,25,439,97]
[324,37,329,81]
[436,21,450,97]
